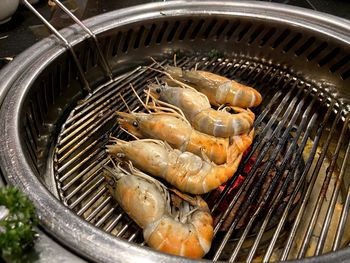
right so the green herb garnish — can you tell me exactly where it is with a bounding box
[0,186,38,262]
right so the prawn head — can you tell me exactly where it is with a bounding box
[116,111,151,138]
[104,163,168,229]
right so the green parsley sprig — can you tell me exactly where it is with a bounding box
[0,186,38,262]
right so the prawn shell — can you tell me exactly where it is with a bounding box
[186,134,228,165]
[166,66,262,108]
[144,213,213,259]
[150,84,255,138]
[117,112,244,164]
[104,164,214,259]
[113,175,166,229]
[193,109,254,137]
[157,86,209,119]
[108,139,246,194]
[216,81,263,108]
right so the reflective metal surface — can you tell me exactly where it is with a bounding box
[0,1,350,262]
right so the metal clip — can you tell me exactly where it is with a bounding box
[22,0,113,93]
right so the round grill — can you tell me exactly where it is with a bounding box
[0,2,350,263]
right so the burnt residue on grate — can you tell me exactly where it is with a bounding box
[53,56,350,262]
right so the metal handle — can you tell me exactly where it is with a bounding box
[22,0,113,93]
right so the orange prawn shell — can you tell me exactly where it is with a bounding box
[146,213,213,259]
[152,83,255,138]
[193,109,255,137]
[112,175,166,229]
[117,112,230,164]
[166,66,263,108]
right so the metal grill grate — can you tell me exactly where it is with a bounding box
[53,55,350,261]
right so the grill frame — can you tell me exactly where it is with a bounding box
[1,2,350,263]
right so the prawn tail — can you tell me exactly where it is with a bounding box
[226,144,244,170]
[230,128,255,153]
[230,106,256,123]
[246,108,256,122]
[226,128,254,170]
[191,205,214,255]
[253,89,263,106]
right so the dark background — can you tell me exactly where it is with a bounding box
[1,0,350,70]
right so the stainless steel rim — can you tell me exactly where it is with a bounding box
[1,2,350,262]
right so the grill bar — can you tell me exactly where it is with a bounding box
[64,67,141,126]
[105,212,124,232]
[296,108,343,258]
[86,196,111,221]
[316,117,350,254]
[280,100,340,260]
[333,174,350,250]
[214,82,312,261]
[61,158,107,191]
[263,101,333,261]
[228,92,315,260]
[52,56,350,262]
[65,164,104,201]
[212,79,301,236]
[298,113,349,258]
[263,104,331,262]
[238,96,319,263]
[213,88,305,260]
[209,76,296,218]
[95,206,116,227]
[71,178,105,211]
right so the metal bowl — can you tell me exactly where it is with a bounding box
[0,2,350,262]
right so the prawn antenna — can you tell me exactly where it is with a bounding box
[148,105,191,126]
[149,57,167,71]
[217,104,227,111]
[148,58,197,92]
[131,106,140,113]
[145,87,151,107]
[182,207,199,221]
[144,90,190,123]
[103,165,123,180]
[119,93,132,113]
[116,161,132,175]
[161,74,199,93]
[155,76,161,85]
[129,83,151,114]
[120,127,140,140]
[107,155,119,170]
[138,138,167,147]
[109,136,127,144]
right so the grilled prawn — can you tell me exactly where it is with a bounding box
[107,138,250,194]
[117,112,253,165]
[149,83,255,137]
[103,164,213,259]
[163,65,262,108]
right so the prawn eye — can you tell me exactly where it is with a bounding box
[156,87,161,94]
[132,121,139,127]
[108,178,115,186]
